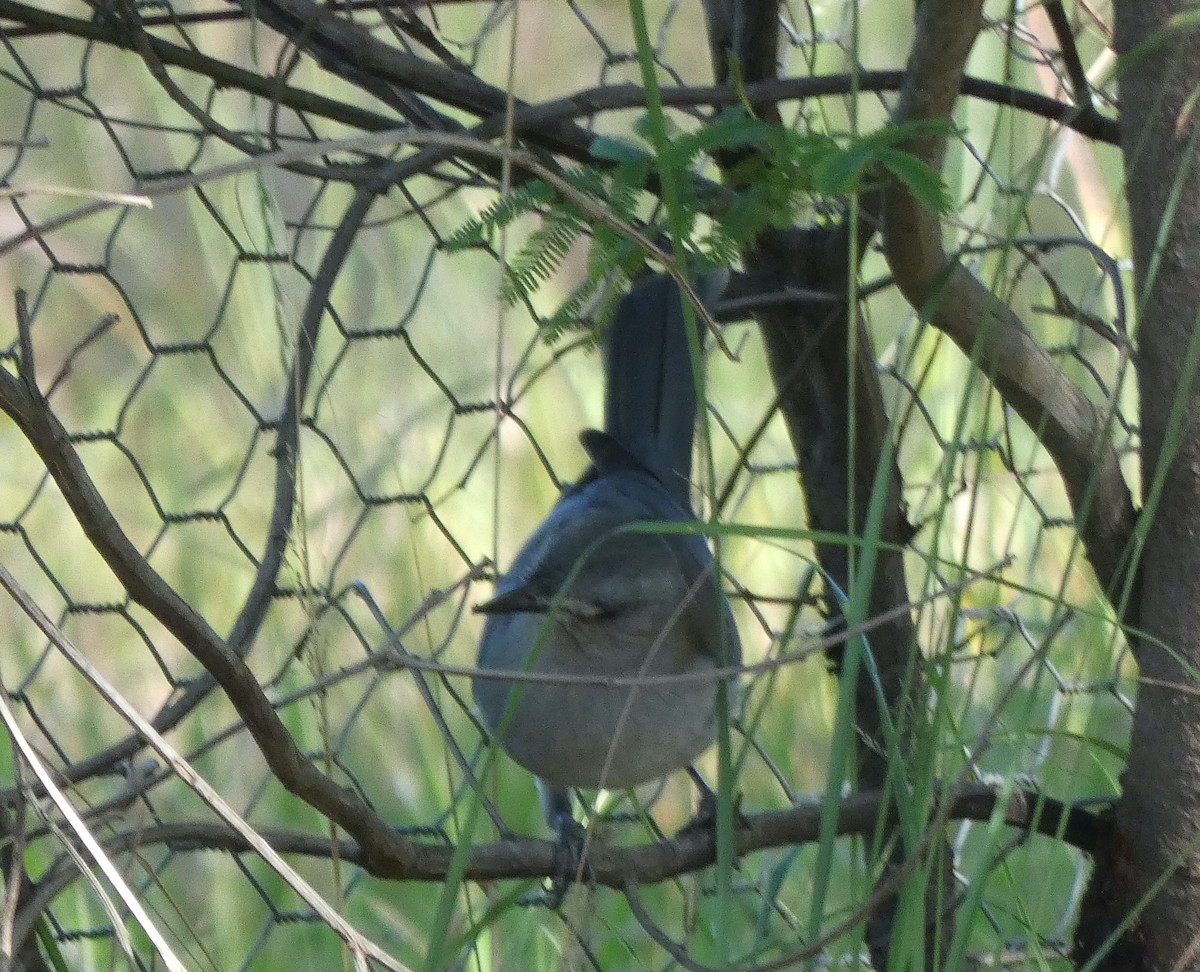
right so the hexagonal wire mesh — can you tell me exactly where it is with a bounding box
[0,1,1130,969]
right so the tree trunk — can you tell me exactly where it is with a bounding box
[1078,2,1200,966]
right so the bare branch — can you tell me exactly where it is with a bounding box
[0,191,422,874]
[27,782,1105,898]
[881,0,1137,600]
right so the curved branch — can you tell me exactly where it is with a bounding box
[0,183,428,875]
[0,131,321,791]
[508,73,1119,144]
[247,0,601,162]
[881,0,1137,601]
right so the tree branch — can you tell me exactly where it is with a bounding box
[23,781,1104,924]
[0,2,1119,169]
[0,185,428,877]
[881,0,1137,601]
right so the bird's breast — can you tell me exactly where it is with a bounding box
[473,610,725,789]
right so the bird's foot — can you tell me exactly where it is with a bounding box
[676,766,745,838]
[521,815,590,908]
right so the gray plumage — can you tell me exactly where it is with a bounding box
[473,274,740,830]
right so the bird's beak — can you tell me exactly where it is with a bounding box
[474,581,548,615]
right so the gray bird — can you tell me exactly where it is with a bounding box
[473,274,741,879]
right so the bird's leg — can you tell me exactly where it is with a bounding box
[677,765,744,838]
[521,783,589,908]
[685,765,719,829]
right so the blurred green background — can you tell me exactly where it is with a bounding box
[0,1,1130,969]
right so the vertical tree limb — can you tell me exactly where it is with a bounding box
[701,0,949,959]
[1076,2,1200,966]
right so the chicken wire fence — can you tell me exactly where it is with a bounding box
[0,1,1130,969]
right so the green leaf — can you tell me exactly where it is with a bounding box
[466,114,955,328]
[590,135,649,166]
[811,144,873,196]
[632,110,682,143]
[443,219,487,252]
[878,148,953,213]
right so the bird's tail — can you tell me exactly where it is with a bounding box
[602,273,724,507]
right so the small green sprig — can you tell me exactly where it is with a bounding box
[447,109,955,335]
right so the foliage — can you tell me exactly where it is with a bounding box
[446,109,954,336]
